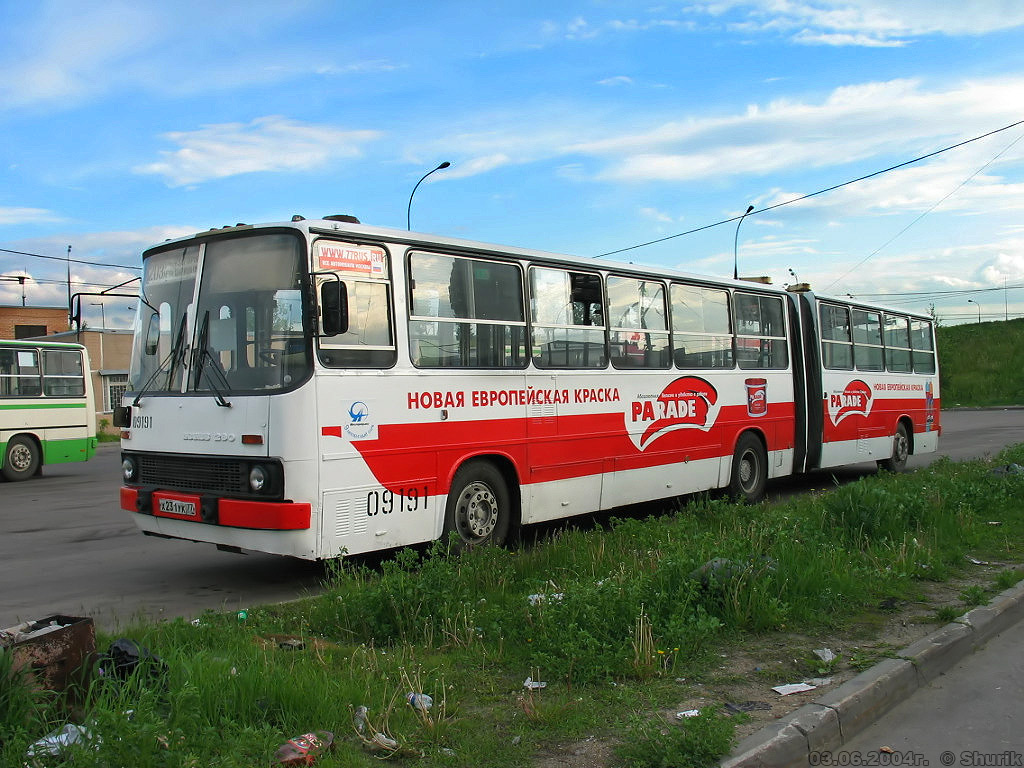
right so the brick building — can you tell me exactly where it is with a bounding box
[0,305,68,339]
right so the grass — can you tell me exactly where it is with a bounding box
[937,318,1024,406]
[4,445,1024,767]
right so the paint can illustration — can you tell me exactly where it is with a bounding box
[745,378,767,417]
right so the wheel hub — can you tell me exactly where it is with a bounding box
[9,444,32,471]
[457,482,497,540]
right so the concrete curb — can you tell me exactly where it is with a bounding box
[721,581,1024,768]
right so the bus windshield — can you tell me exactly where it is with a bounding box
[129,232,311,396]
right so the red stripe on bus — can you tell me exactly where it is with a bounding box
[341,402,798,494]
[218,499,311,530]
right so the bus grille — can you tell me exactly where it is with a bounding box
[136,454,248,495]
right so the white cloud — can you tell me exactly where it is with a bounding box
[978,247,1024,284]
[598,76,634,87]
[135,117,381,186]
[568,77,1024,186]
[639,207,674,223]
[0,2,399,111]
[696,0,1024,46]
[0,207,61,226]
[0,2,161,109]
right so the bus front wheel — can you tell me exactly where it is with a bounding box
[443,461,511,549]
[2,436,41,482]
[878,423,910,473]
[728,433,767,503]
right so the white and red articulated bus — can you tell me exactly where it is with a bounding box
[116,217,939,558]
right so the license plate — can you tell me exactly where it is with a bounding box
[158,498,197,517]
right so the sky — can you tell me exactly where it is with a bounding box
[3,0,1024,330]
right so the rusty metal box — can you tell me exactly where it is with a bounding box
[0,615,96,692]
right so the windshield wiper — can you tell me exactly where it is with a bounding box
[132,314,188,407]
[192,311,232,408]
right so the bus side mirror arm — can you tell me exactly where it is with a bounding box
[318,278,349,336]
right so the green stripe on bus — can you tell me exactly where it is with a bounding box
[0,402,87,410]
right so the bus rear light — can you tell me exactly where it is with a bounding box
[120,430,131,440]
[242,434,264,445]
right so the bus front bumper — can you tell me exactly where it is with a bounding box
[120,487,311,530]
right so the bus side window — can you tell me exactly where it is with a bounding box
[43,350,85,397]
[911,319,935,374]
[0,348,42,397]
[734,293,788,370]
[884,314,912,372]
[671,284,733,369]
[530,267,606,368]
[852,309,884,371]
[606,276,670,369]
[819,303,853,370]
[409,252,526,369]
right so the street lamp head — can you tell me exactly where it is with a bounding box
[407,161,452,230]
[733,204,755,281]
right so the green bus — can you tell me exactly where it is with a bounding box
[0,338,98,481]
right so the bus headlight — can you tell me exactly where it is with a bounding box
[249,465,268,493]
[122,457,138,483]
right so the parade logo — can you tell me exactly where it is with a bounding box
[629,376,720,451]
[827,380,873,425]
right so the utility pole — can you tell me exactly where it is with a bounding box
[66,245,73,328]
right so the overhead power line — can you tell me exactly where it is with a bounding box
[594,118,1024,259]
[854,284,1023,299]
[0,246,141,271]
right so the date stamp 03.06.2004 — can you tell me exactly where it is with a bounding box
[809,751,1024,767]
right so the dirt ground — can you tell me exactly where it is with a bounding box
[531,563,1016,768]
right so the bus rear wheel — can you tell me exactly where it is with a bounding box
[2,436,41,482]
[443,461,511,549]
[878,423,910,473]
[728,433,767,503]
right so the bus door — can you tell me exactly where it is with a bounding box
[793,291,824,471]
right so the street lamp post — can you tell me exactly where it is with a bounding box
[733,205,754,280]
[967,298,981,323]
[407,162,451,231]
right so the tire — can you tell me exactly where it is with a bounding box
[728,433,767,503]
[878,422,910,473]
[2,435,41,482]
[443,461,512,549]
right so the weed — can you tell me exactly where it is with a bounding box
[934,605,961,623]
[959,585,988,606]
[993,569,1022,591]
[615,708,736,768]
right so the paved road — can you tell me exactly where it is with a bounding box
[840,616,1024,762]
[1,409,1021,632]
[0,444,325,631]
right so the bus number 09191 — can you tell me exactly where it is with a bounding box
[366,486,430,516]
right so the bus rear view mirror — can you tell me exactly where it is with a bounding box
[144,314,160,355]
[320,280,349,336]
[113,405,131,428]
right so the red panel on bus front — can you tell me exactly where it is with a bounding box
[120,487,138,513]
[218,499,311,530]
